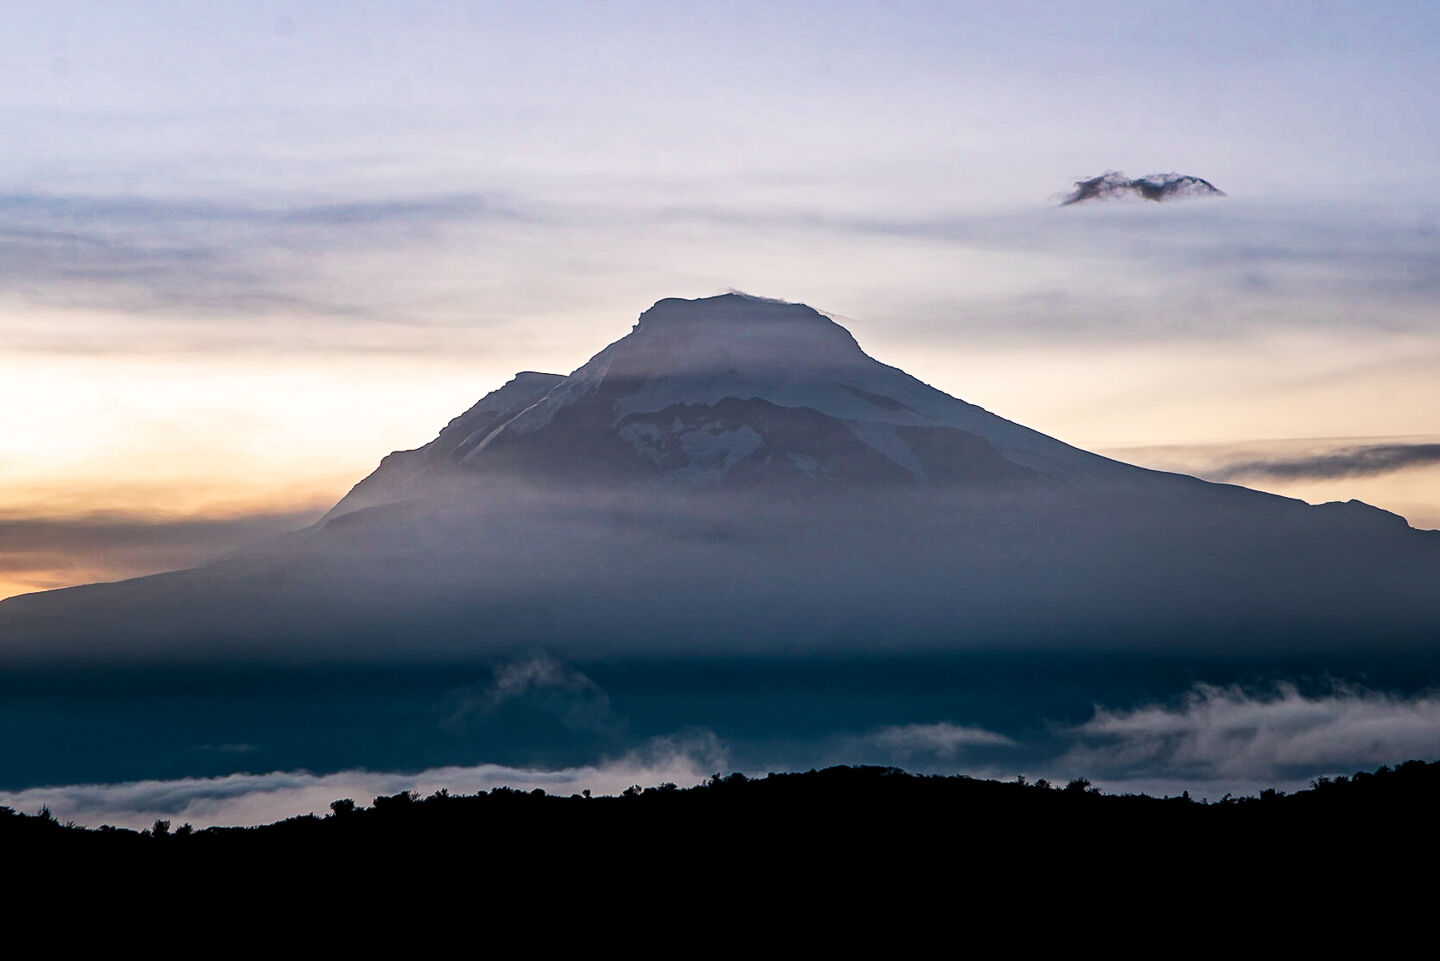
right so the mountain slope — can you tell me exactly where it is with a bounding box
[1,293,1436,667]
[330,370,564,517]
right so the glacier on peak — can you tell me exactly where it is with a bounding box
[331,293,1149,516]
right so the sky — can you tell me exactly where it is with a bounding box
[2,0,1438,601]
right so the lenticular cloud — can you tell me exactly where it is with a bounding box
[1060,171,1225,205]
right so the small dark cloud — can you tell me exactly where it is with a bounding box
[1060,171,1225,206]
[1212,443,1440,481]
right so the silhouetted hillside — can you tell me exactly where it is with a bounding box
[11,760,1440,878]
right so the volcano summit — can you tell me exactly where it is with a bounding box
[332,293,1142,515]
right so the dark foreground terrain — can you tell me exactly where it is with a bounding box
[11,761,1440,873]
[13,763,1434,936]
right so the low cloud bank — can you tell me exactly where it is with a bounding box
[1063,682,1440,794]
[0,732,725,831]
[16,681,1440,827]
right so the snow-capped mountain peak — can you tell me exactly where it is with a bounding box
[332,293,1146,515]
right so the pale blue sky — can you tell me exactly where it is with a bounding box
[6,0,1438,200]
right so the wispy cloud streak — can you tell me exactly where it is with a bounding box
[3,184,1436,353]
[0,507,322,598]
[1063,682,1440,784]
[443,653,615,734]
[856,722,1014,761]
[1210,443,1440,481]
[0,190,520,327]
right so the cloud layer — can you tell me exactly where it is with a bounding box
[12,680,1440,827]
[1064,682,1440,791]
[0,734,724,831]
[0,190,519,335]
